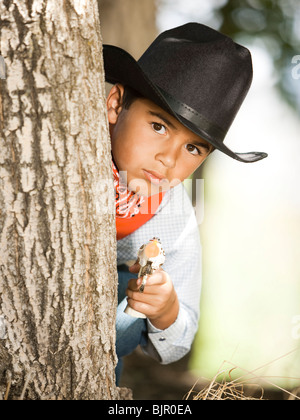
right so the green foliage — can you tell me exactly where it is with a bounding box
[218,0,300,111]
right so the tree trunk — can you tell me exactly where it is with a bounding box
[99,0,157,58]
[0,0,123,400]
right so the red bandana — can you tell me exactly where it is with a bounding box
[112,160,145,218]
[112,160,166,240]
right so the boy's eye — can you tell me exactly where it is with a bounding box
[152,122,167,135]
[186,144,201,156]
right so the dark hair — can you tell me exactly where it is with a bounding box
[122,85,144,109]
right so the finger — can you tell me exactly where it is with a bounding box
[136,270,168,288]
[126,284,162,298]
[127,270,168,293]
[126,298,159,318]
[127,277,140,291]
[128,261,141,274]
[127,288,149,302]
[126,288,164,303]
[126,271,159,291]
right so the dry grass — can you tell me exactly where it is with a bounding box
[185,369,263,400]
[185,350,300,400]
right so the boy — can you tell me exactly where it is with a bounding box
[103,23,267,384]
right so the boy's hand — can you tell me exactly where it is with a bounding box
[126,262,179,330]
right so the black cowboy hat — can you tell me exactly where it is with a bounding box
[103,23,268,163]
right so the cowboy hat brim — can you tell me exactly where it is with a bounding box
[103,45,268,163]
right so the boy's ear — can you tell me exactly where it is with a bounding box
[106,84,125,124]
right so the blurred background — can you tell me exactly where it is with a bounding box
[99,0,300,399]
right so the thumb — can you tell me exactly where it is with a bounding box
[129,260,140,273]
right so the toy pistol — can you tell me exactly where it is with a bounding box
[124,237,165,319]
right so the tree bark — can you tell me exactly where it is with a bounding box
[0,0,122,400]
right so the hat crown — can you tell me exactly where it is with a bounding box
[138,23,253,133]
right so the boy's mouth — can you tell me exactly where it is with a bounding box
[142,169,167,185]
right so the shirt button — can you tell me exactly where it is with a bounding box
[159,337,166,342]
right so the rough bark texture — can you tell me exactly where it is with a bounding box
[0,0,123,400]
[99,0,158,58]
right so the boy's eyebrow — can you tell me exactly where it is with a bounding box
[148,110,178,130]
[148,109,212,152]
[192,140,211,152]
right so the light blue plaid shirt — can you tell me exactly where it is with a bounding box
[117,183,202,364]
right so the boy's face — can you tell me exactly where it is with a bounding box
[107,85,212,197]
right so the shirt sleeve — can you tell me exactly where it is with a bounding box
[139,185,202,364]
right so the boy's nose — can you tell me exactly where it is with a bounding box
[155,145,177,169]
